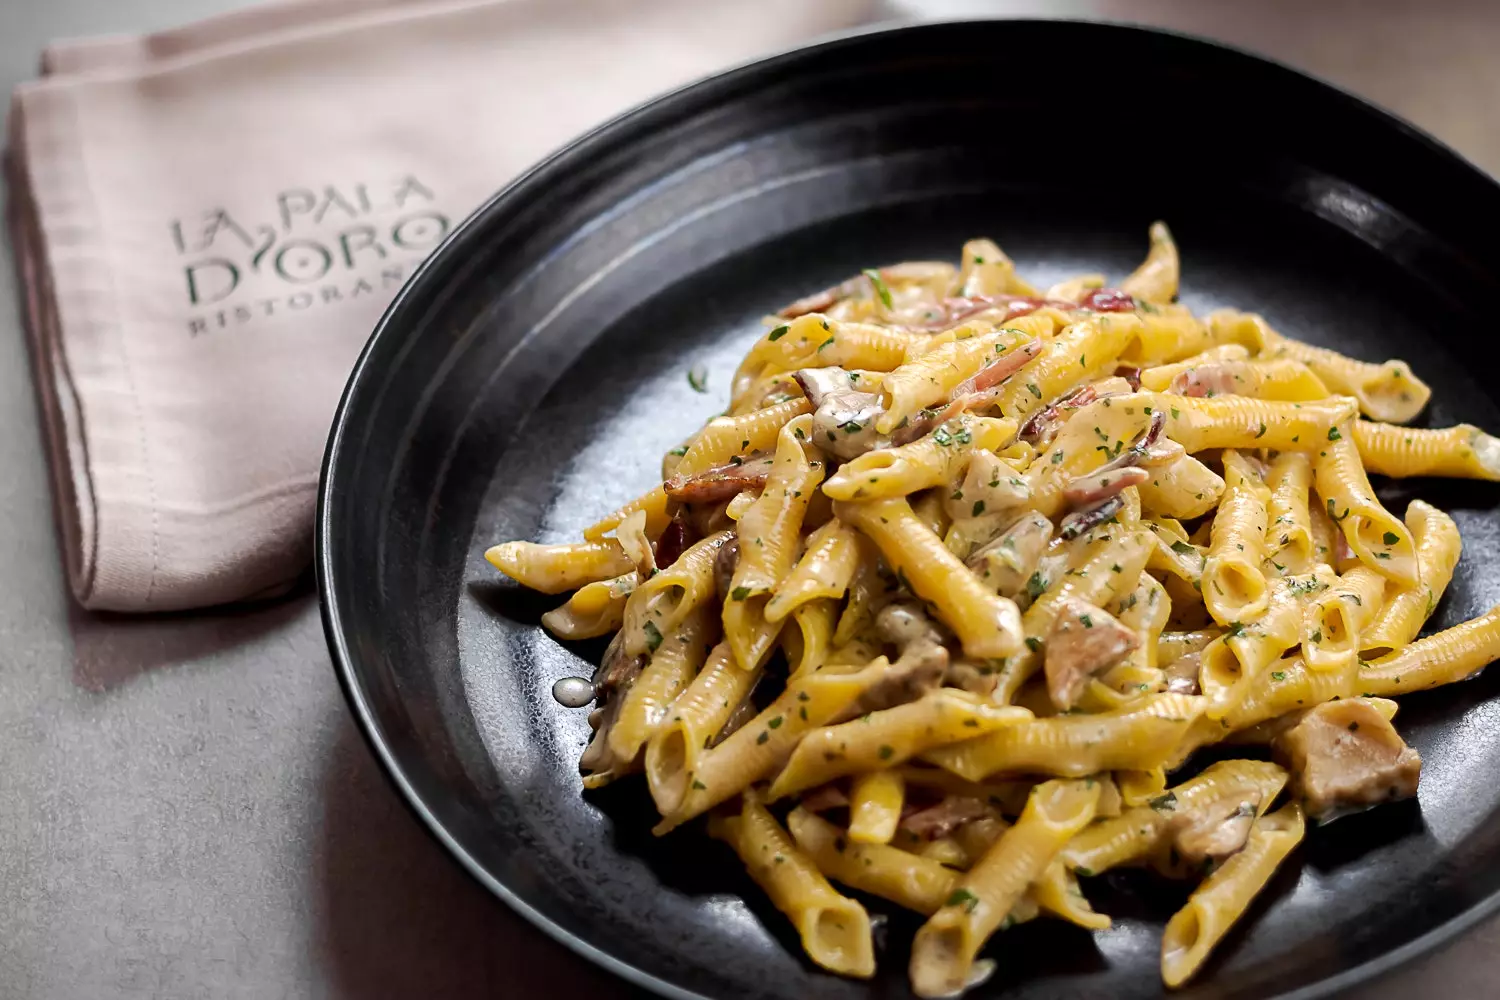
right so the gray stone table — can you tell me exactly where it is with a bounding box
[2,0,1498,996]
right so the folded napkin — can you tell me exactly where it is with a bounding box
[7,0,871,611]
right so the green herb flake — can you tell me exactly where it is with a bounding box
[946,888,980,913]
[668,445,689,456]
[817,336,836,352]
[1026,572,1047,600]
[767,324,790,342]
[1327,426,1342,441]
[1027,382,1043,399]
[1149,792,1178,812]
[755,730,770,745]
[642,620,664,652]
[972,500,986,517]
[687,366,708,393]
[878,744,895,760]
[730,586,751,601]
[1383,531,1400,545]
[1025,636,1044,653]
[863,268,894,309]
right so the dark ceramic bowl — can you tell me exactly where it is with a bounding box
[318,19,1500,1000]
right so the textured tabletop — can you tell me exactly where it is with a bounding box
[2,1,1498,997]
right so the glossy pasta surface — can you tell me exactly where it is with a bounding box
[486,224,1499,994]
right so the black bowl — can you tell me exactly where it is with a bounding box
[318,19,1500,1000]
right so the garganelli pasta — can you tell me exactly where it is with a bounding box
[486,224,1500,993]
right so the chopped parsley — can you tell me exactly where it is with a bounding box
[946,888,980,913]
[817,336,836,352]
[863,268,893,309]
[687,366,708,392]
[730,586,751,601]
[1271,671,1287,681]
[756,731,770,745]
[1383,531,1400,545]
[1026,571,1047,600]
[972,500,986,517]
[642,620,664,652]
[878,744,894,760]
[1149,791,1178,812]
[767,324,789,341]
[1327,426,1342,441]
[1025,636,1044,653]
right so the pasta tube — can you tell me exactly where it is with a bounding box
[1202,451,1272,625]
[789,806,957,914]
[848,770,905,845]
[1351,420,1500,480]
[764,520,860,622]
[655,659,890,833]
[1363,500,1460,655]
[1312,425,1418,586]
[1358,603,1500,695]
[710,795,875,978]
[836,496,1024,659]
[924,693,1206,781]
[1161,805,1305,988]
[485,538,635,594]
[644,642,760,815]
[909,779,1100,998]
[768,690,1032,799]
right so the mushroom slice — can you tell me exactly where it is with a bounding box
[966,511,1054,599]
[1043,597,1140,710]
[1273,699,1422,823]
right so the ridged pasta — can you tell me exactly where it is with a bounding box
[1312,427,1418,585]
[1363,501,1461,655]
[924,693,1205,780]
[486,227,1493,993]
[835,497,1024,659]
[1359,603,1500,695]
[1202,451,1272,625]
[909,779,1100,998]
[1161,805,1305,987]
[1351,420,1500,480]
[710,795,875,978]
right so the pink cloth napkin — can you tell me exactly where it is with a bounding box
[7,0,871,612]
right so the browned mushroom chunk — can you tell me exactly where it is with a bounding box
[829,603,950,721]
[793,367,891,459]
[713,536,740,605]
[1163,650,1202,696]
[798,783,852,813]
[579,630,647,781]
[664,455,774,504]
[966,511,1054,598]
[900,795,994,840]
[945,452,1031,522]
[1171,794,1261,866]
[1273,699,1422,823]
[1043,597,1140,710]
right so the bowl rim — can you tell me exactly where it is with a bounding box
[316,17,1500,1000]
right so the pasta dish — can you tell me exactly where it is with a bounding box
[486,223,1500,995]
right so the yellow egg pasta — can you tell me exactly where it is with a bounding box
[484,225,1495,993]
